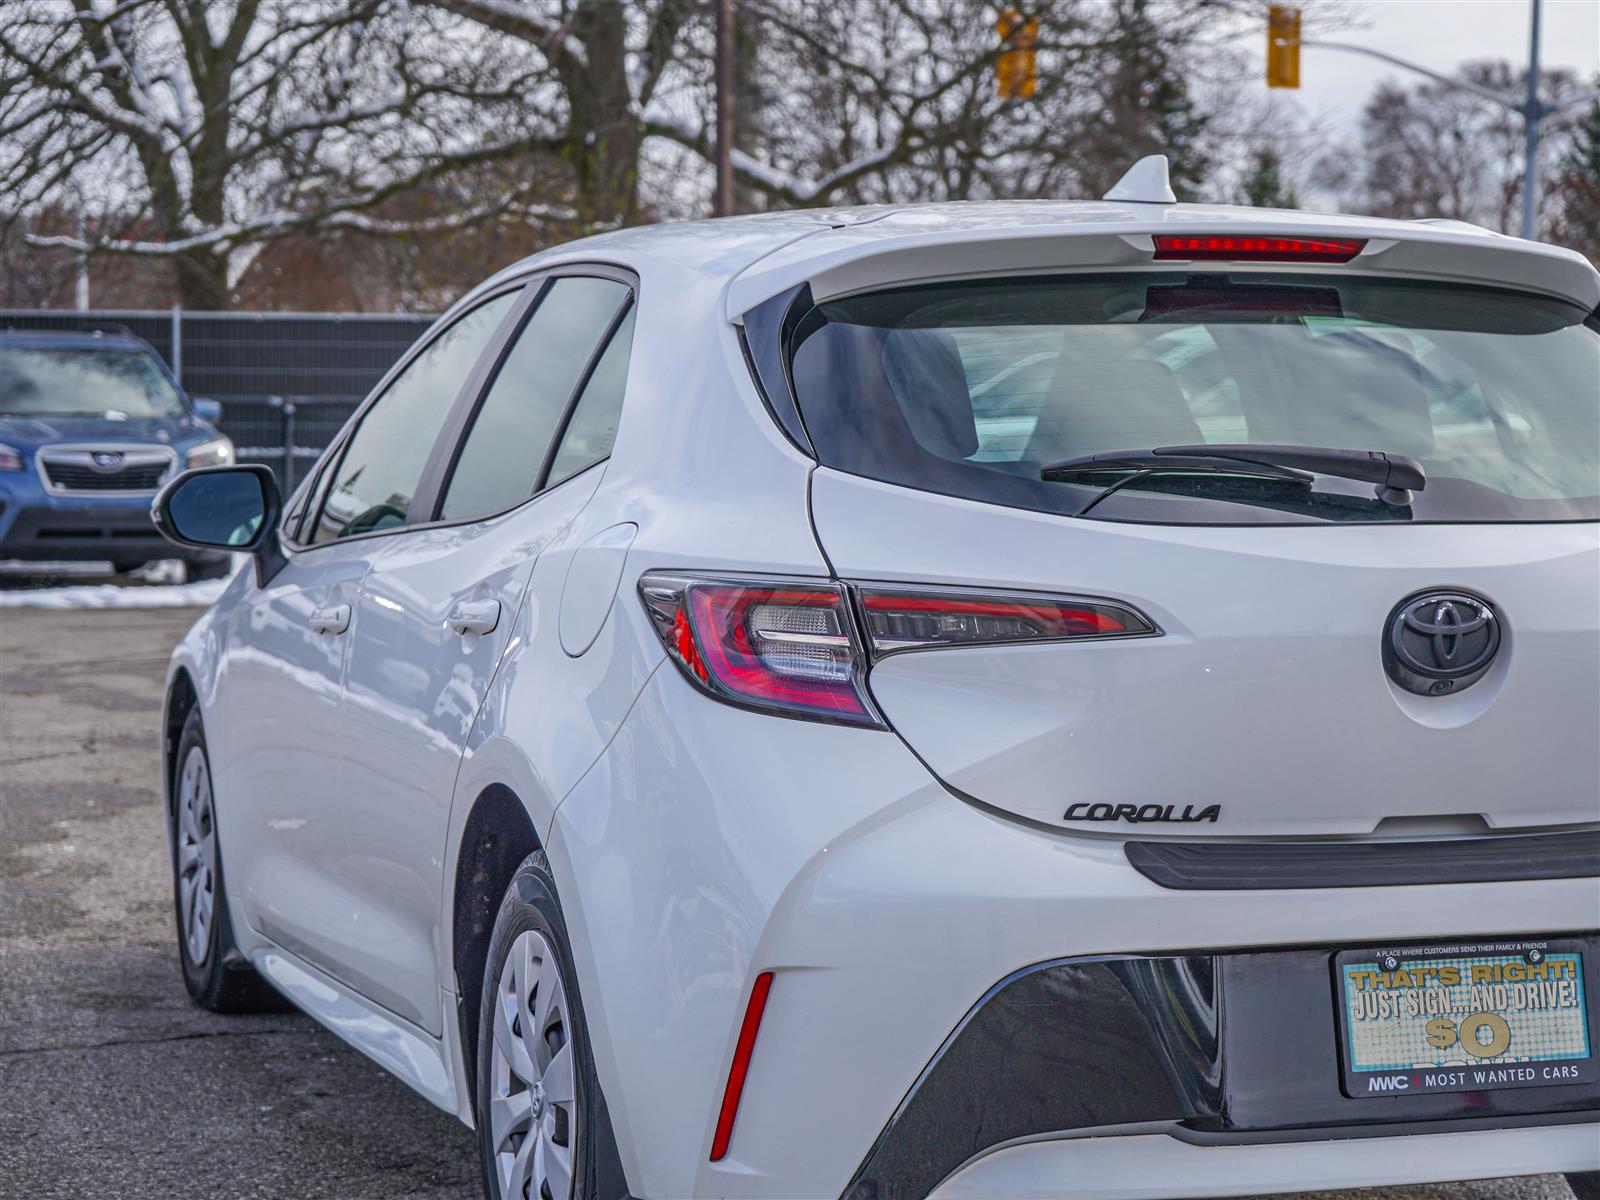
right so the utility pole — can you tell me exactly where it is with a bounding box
[1520,0,1544,239]
[713,0,736,217]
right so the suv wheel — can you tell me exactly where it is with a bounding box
[169,709,285,1012]
[477,852,625,1200]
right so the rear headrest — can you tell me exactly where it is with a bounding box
[1239,329,1436,459]
[879,327,979,460]
[1030,356,1202,458]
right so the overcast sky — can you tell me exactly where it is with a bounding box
[1287,0,1600,133]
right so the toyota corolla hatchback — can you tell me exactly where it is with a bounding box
[153,159,1600,1200]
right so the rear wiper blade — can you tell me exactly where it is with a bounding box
[1043,443,1426,506]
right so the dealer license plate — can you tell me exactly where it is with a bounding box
[1335,939,1595,1098]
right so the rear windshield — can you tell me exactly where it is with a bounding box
[0,347,184,419]
[788,273,1600,524]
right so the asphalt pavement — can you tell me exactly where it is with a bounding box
[0,599,1580,1200]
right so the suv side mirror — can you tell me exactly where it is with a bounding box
[191,397,223,424]
[153,464,285,586]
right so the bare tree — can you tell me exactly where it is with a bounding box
[1315,61,1584,237]
[0,0,566,308]
[433,0,1255,217]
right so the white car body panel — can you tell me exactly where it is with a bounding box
[812,468,1600,837]
[929,1124,1600,1199]
[158,198,1600,1199]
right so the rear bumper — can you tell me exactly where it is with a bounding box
[846,939,1599,1199]
[552,666,1600,1200]
[927,1123,1600,1199]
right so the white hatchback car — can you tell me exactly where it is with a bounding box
[153,158,1600,1200]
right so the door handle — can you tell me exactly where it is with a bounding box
[448,598,500,637]
[309,603,351,635]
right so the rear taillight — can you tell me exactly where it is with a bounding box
[1152,234,1366,263]
[639,574,881,726]
[641,572,1160,725]
[858,587,1155,655]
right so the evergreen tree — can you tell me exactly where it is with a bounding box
[1552,80,1600,261]
[1239,146,1297,209]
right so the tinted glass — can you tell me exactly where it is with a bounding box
[310,290,519,543]
[168,470,265,547]
[790,274,1600,525]
[545,305,635,488]
[0,347,182,417]
[439,277,630,521]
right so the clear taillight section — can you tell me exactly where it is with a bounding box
[638,574,880,726]
[858,587,1155,655]
[640,573,1158,725]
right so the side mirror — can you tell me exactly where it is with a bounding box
[191,397,223,424]
[153,464,285,586]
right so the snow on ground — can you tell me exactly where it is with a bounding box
[0,559,239,609]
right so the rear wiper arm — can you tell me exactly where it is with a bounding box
[1043,443,1426,506]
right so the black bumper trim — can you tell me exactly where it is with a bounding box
[842,935,1600,1200]
[1125,831,1600,890]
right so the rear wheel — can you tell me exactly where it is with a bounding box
[169,709,286,1012]
[476,852,626,1200]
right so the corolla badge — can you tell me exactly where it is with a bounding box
[91,451,124,470]
[1383,591,1501,696]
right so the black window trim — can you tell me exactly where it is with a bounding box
[279,260,637,557]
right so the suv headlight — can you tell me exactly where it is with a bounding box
[0,442,23,472]
[185,437,235,469]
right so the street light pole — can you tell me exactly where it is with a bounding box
[1520,0,1543,239]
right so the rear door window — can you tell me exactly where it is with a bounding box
[437,276,631,522]
[788,274,1600,525]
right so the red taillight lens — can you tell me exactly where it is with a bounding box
[858,587,1156,655]
[639,574,880,726]
[1152,235,1366,263]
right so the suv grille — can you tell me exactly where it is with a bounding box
[39,449,174,493]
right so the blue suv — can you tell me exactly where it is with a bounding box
[0,328,234,577]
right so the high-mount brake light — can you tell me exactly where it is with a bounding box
[858,588,1157,655]
[1152,235,1366,263]
[638,574,881,726]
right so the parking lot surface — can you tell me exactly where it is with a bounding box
[0,601,1578,1200]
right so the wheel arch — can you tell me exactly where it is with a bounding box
[163,667,199,807]
[451,782,542,1113]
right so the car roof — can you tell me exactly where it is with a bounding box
[491,197,1600,319]
[0,328,152,351]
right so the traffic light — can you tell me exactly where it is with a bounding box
[997,8,1038,100]
[1267,5,1301,89]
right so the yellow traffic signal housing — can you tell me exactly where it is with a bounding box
[1267,5,1301,89]
[997,8,1038,100]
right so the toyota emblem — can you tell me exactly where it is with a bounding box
[1383,591,1501,696]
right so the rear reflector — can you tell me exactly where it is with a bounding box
[710,971,775,1162]
[1152,235,1366,263]
[858,587,1157,656]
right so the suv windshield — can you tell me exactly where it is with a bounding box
[787,273,1600,524]
[0,346,185,419]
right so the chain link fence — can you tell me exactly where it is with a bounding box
[0,308,436,491]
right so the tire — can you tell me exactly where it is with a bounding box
[111,559,150,575]
[169,708,287,1012]
[185,557,233,581]
[1569,1173,1600,1200]
[476,851,627,1200]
